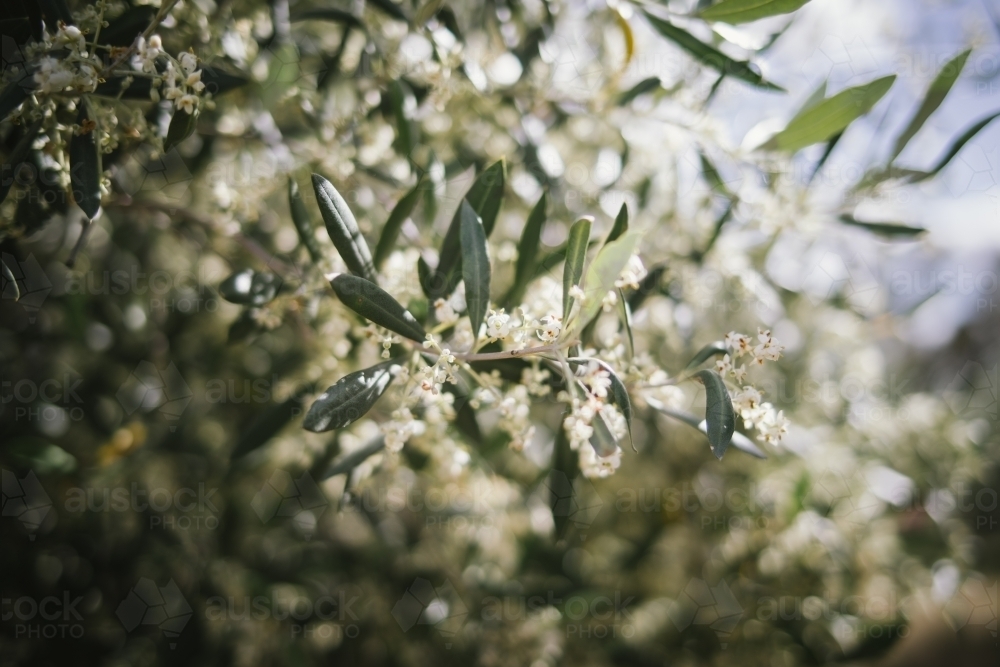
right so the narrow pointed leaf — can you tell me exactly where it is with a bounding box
[798,79,827,114]
[508,192,547,306]
[417,255,436,299]
[652,403,765,459]
[644,11,784,91]
[578,230,641,329]
[839,214,925,238]
[890,49,971,162]
[617,288,634,358]
[908,111,1000,182]
[389,79,414,155]
[432,159,506,297]
[374,177,423,269]
[618,76,661,105]
[569,357,633,446]
[70,107,102,220]
[693,369,736,459]
[219,269,281,306]
[331,273,426,341]
[304,360,398,432]
[809,130,843,183]
[606,203,629,245]
[323,437,387,479]
[698,150,732,197]
[589,409,619,457]
[700,0,812,25]
[761,75,896,151]
[289,178,323,262]
[1,118,42,205]
[290,8,365,30]
[164,110,197,151]
[312,174,377,282]
[684,341,727,370]
[1,259,19,301]
[563,217,592,321]
[460,200,491,338]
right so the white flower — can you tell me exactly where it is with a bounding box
[185,70,206,92]
[615,254,647,290]
[176,94,198,114]
[756,407,789,445]
[434,297,458,325]
[715,354,732,377]
[178,51,199,73]
[579,443,622,479]
[580,360,612,399]
[753,328,784,365]
[725,331,752,357]
[485,308,511,341]
[568,284,586,301]
[382,407,426,452]
[536,314,561,343]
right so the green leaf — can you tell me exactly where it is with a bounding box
[288,178,323,262]
[460,200,491,339]
[693,370,736,459]
[617,288,634,358]
[289,8,365,30]
[589,410,619,457]
[164,109,198,152]
[96,5,157,46]
[433,159,506,297]
[569,358,633,447]
[507,192,548,306]
[219,269,281,306]
[908,111,1000,182]
[231,386,312,459]
[698,151,732,197]
[838,214,926,238]
[643,11,784,91]
[368,0,409,22]
[654,405,765,458]
[798,79,827,114]
[374,177,423,269]
[312,173,378,282]
[761,75,896,151]
[606,203,629,245]
[563,217,593,321]
[699,0,812,25]
[304,360,397,432]
[389,79,415,155]
[0,118,42,205]
[1,259,19,301]
[684,341,728,371]
[578,230,641,329]
[69,106,102,220]
[618,76,661,105]
[331,273,427,341]
[417,255,436,300]
[323,437,386,479]
[890,49,971,162]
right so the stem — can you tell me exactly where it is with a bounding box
[98,0,181,80]
[413,342,576,363]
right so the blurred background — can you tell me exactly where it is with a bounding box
[1,0,998,665]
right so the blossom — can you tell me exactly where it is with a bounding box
[615,254,647,290]
[382,407,426,452]
[579,442,622,479]
[536,314,562,343]
[725,331,752,357]
[485,308,512,341]
[753,328,784,365]
[177,94,199,114]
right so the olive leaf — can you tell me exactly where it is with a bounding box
[312,173,378,283]
[219,269,281,306]
[606,202,629,245]
[578,230,641,330]
[907,111,1000,182]
[374,177,424,270]
[507,191,547,307]
[460,200,491,339]
[289,178,323,262]
[699,0,812,24]
[760,75,896,152]
[164,109,197,151]
[684,341,728,371]
[617,288,634,358]
[304,360,398,432]
[69,106,102,220]
[432,159,506,296]
[0,117,42,205]
[644,11,784,91]
[331,273,427,341]
[839,214,925,238]
[568,357,633,448]
[618,76,661,105]
[323,436,387,479]
[563,217,592,321]
[1,259,19,301]
[589,409,619,457]
[692,369,736,459]
[290,7,365,30]
[890,49,971,162]
[652,404,765,459]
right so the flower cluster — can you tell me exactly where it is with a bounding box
[719,329,790,445]
[138,37,206,114]
[33,24,101,95]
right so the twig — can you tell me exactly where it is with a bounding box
[98,0,181,80]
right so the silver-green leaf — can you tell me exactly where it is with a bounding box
[331,273,426,342]
[219,269,281,306]
[289,178,323,262]
[507,191,547,307]
[69,106,102,220]
[693,369,736,459]
[578,230,641,330]
[374,177,423,270]
[563,217,592,321]
[460,200,491,339]
[312,173,377,282]
[699,0,812,25]
[304,360,397,432]
[890,49,971,162]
